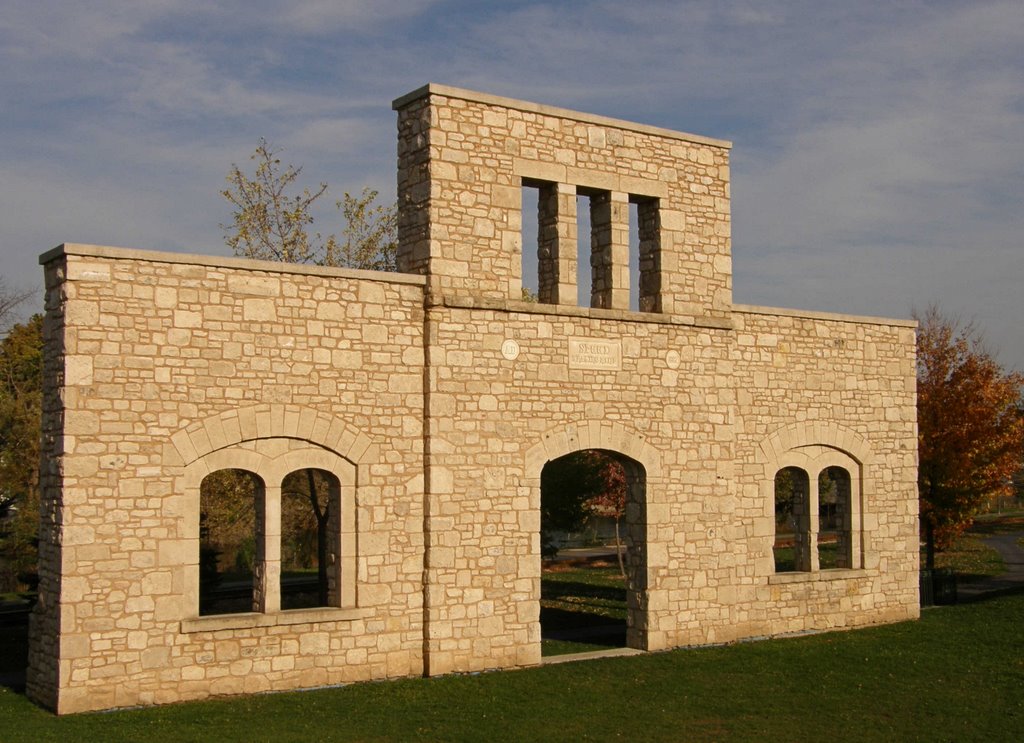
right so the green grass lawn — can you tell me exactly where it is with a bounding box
[970,511,1024,535]
[922,513,1024,580]
[541,564,627,656]
[929,535,1006,580]
[2,591,1022,742]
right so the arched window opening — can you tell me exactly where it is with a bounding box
[199,469,262,615]
[774,467,810,572]
[280,468,341,610]
[818,467,852,569]
[539,449,646,654]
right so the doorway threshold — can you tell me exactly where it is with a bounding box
[541,646,644,665]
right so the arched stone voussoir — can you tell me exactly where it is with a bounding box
[170,403,380,467]
[525,420,663,479]
[756,422,873,467]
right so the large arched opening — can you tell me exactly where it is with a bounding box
[539,448,647,656]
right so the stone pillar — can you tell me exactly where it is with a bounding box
[395,95,432,277]
[849,474,862,570]
[623,461,649,651]
[257,483,281,613]
[537,182,577,305]
[637,198,661,313]
[589,191,630,310]
[806,478,819,572]
[26,258,67,711]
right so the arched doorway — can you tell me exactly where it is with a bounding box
[539,448,647,656]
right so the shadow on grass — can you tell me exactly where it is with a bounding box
[541,579,626,606]
[540,605,624,633]
[540,606,626,657]
[0,613,28,693]
[958,581,1024,604]
[540,575,627,655]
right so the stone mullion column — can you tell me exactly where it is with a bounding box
[807,478,820,572]
[839,475,856,570]
[637,199,661,313]
[589,191,630,310]
[537,182,577,305]
[257,484,281,613]
[849,474,863,570]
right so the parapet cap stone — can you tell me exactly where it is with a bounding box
[392,83,732,150]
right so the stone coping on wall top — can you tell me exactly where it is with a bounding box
[393,83,733,150]
[39,243,428,287]
[432,292,734,330]
[733,302,917,329]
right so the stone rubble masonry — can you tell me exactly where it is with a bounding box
[29,84,919,714]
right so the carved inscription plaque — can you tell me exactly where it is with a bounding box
[568,338,622,370]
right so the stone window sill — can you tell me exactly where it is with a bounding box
[180,606,372,634]
[768,568,869,585]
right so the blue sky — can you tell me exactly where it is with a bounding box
[2,1,1022,370]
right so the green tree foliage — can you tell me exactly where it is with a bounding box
[217,142,396,607]
[0,314,43,591]
[541,452,602,535]
[335,188,398,272]
[916,306,1024,569]
[542,450,630,576]
[222,139,396,271]
[0,279,32,331]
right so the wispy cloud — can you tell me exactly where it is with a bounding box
[2,0,1022,367]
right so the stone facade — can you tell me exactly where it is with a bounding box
[29,84,919,714]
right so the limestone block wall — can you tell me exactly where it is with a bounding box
[394,85,732,319]
[401,86,919,677]
[419,299,919,675]
[420,301,737,674]
[29,84,920,715]
[29,245,427,713]
[726,306,921,639]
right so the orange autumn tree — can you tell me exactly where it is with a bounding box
[916,306,1024,569]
